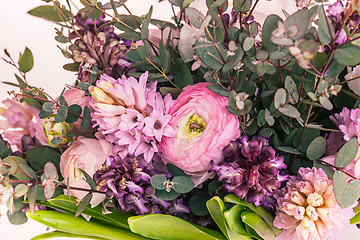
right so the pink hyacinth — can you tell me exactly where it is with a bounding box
[330,107,360,142]
[273,167,356,240]
[90,72,175,163]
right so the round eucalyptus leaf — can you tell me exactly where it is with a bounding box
[150,174,166,190]
[306,136,326,161]
[172,176,194,193]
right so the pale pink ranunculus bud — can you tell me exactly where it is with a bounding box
[159,82,241,186]
[60,137,113,207]
[345,65,360,96]
[0,98,35,149]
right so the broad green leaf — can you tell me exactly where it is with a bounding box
[66,104,82,123]
[262,15,282,52]
[155,189,180,200]
[224,194,280,235]
[306,136,326,161]
[174,59,193,89]
[283,9,309,40]
[278,105,301,119]
[319,96,333,110]
[317,5,335,45]
[334,44,360,66]
[292,128,320,152]
[172,176,194,193]
[28,211,145,240]
[285,76,299,104]
[7,211,28,225]
[26,147,61,173]
[274,89,287,109]
[55,105,68,123]
[31,231,108,240]
[334,138,358,168]
[44,195,130,229]
[151,174,166,190]
[241,211,275,240]
[19,47,34,73]
[207,197,250,240]
[189,194,210,216]
[233,0,252,12]
[28,5,71,23]
[264,109,275,126]
[128,214,226,240]
[223,205,250,237]
[333,171,360,208]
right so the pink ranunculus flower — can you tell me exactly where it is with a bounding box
[159,82,241,186]
[60,137,113,207]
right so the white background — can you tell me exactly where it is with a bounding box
[0,0,359,239]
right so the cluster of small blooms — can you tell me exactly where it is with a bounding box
[70,13,135,80]
[90,72,176,163]
[327,0,359,44]
[210,136,288,210]
[93,155,190,216]
[330,106,360,142]
[273,167,356,240]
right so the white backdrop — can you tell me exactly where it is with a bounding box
[0,0,358,239]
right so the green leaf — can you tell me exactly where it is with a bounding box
[334,44,360,66]
[285,76,299,104]
[277,146,302,155]
[0,138,11,159]
[28,211,144,240]
[223,205,250,237]
[19,47,34,73]
[333,171,360,208]
[222,48,244,73]
[224,194,280,235]
[350,211,360,224]
[63,63,80,72]
[306,136,326,161]
[278,105,301,119]
[155,189,180,201]
[283,9,309,40]
[207,10,225,43]
[313,162,334,179]
[55,105,68,123]
[42,102,54,113]
[141,6,153,40]
[172,176,194,193]
[243,37,255,52]
[80,169,97,190]
[66,104,82,123]
[262,15,282,52]
[207,84,230,97]
[195,41,227,71]
[75,193,93,218]
[159,41,171,73]
[31,231,108,240]
[7,211,28,225]
[150,174,166,190]
[207,197,250,240]
[334,138,358,168]
[274,88,287,109]
[81,106,91,132]
[128,214,226,240]
[241,211,276,240]
[189,194,210,216]
[174,59,193,89]
[319,96,333,110]
[119,32,142,41]
[26,147,61,173]
[28,5,71,23]
[28,184,39,216]
[44,195,130,229]
[233,0,252,12]
[166,163,186,176]
[317,5,335,45]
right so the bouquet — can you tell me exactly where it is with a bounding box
[1,0,360,239]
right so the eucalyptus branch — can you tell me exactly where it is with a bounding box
[316,159,359,180]
[145,57,180,89]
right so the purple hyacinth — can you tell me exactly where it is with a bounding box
[93,155,189,216]
[210,136,288,210]
[70,12,135,81]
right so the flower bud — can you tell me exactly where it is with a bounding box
[44,117,74,147]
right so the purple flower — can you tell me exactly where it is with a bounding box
[94,155,189,216]
[210,136,288,209]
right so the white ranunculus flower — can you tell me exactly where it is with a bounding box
[345,65,360,96]
[178,0,298,62]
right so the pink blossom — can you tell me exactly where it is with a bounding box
[274,167,356,240]
[60,137,113,207]
[90,72,175,163]
[143,107,176,142]
[330,107,360,142]
[0,98,35,148]
[159,82,240,186]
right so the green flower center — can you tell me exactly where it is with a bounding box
[184,114,206,139]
